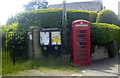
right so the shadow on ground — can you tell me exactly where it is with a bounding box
[76,55,119,76]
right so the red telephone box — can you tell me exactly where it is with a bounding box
[72,19,90,65]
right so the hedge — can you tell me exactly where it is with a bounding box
[90,11,98,23]
[13,9,90,32]
[96,9,119,25]
[90,23,120,44]
[9,9,89,55]
[15,9,62,32]
[6,9,120,45]
[4,9,120,56]
[67,9,90,27]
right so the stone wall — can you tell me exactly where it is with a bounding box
[91,45,108,61]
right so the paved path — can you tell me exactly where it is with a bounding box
[12,55,119,76]
[14,70,82,76]
[77,56,119,76]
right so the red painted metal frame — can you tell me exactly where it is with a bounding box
[72,20,90,65]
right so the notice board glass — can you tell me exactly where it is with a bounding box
[40,32,50,45]
[51,31,61,45]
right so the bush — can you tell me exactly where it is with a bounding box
[90,23,120,44]
[2,23,18,48]
[90,11,98,23]
[2,23,18,33]
[96,9,118,25]
[2,23,28,60]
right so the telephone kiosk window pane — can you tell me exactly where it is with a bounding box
[77,34,87,37]
[77,46,87,49]
[77,50,87,53]
[77,38,87,41]
[78,58,87,61]
[77,30,87,33]
[79,54,87,57]
[78,42,87,45]
[80,46,87,49]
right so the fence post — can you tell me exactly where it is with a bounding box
[28,32,34,59]
[13,33,16,65]
[0,26,2,74]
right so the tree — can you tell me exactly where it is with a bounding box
[96,9,118,25]
[24,1,48,10]
[6,16,16,25]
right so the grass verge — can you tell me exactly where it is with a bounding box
[2,56,80,75]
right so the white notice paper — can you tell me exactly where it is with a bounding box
[40,32,50,45]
